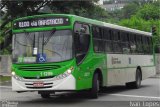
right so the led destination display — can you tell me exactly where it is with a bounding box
[13,17,70,29]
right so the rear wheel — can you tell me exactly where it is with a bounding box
[126,69,142,89]
[89,73,99,99]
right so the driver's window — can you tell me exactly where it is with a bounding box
[74,22,90,64]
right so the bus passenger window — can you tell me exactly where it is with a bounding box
[103,29,112,53]
[92,26,104,53]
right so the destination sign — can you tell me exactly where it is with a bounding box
[13,17,70,29]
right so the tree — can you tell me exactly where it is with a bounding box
[0,0,50,54]
[48,1,109,20]
[0,0,108,54]
[121,2,139,19]
[135,3,160,20]
[118,1,160,53]
[119,16,151,31]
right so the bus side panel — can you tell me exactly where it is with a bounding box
[76,53,107,90]
[106,54,155,86]
[107,54,135,86]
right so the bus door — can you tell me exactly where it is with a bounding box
[74,22,92,89]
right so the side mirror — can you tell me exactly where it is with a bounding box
[75,27,86,35]
[80,27,86,34]
[74,23,89,35]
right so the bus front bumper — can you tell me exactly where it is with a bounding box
[12,74,76,91]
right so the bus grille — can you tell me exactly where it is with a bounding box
[25,82,53,89]
[26,86,52,89]
[23,76,55,79]
[17,64,61,71]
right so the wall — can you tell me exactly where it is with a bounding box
[0,55,12,75]
[156,54,160,74]
[0,56,1,73]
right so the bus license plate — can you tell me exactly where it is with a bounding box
[33,82,44,87]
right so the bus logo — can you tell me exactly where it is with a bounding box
[111,57,121,65]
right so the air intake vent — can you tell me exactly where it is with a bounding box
[26,86,52,89]
[17,64,61,71]
[23,76,55,79]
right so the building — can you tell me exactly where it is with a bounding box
[101,0,127,11]
[98,0,104,5]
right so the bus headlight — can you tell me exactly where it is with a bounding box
[53,67,74,81]
[12,72,15,76]
[67,66,74,74]
[12,72,23,81]
[67,69,72,74]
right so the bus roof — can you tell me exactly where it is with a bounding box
[73,15,152,36]
[13,14,152,36]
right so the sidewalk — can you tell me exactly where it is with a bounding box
[150,73,160,78]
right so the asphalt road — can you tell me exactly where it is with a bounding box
[0,78,160,107]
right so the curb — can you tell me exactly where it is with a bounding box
[0,73,11,77]
[150,74,160,78]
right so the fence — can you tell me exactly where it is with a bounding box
[0,55,12,76]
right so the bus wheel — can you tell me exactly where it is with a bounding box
[40,93,50,98]
[126,69,142,89]
[90,73,99,99]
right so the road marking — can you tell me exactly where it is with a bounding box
[110,94,160,99]
[0,86,12,88]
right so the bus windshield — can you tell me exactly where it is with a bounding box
[12,30,73,63]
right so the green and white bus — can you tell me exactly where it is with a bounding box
[11,14,156,98]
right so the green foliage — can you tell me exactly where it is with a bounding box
[118,1,160,46]
[119,16,160,43]
[48,1,109,21]
[135,3,160,20]
[0,76,11,83]
[107,9,123,22]
[119,16,150,32]
[0,44,12,55]
[121,3,139,19]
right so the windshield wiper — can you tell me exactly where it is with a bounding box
[43,29,56,46]
[42,29,56,54]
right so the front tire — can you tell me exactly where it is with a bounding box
[89,73,99,99]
